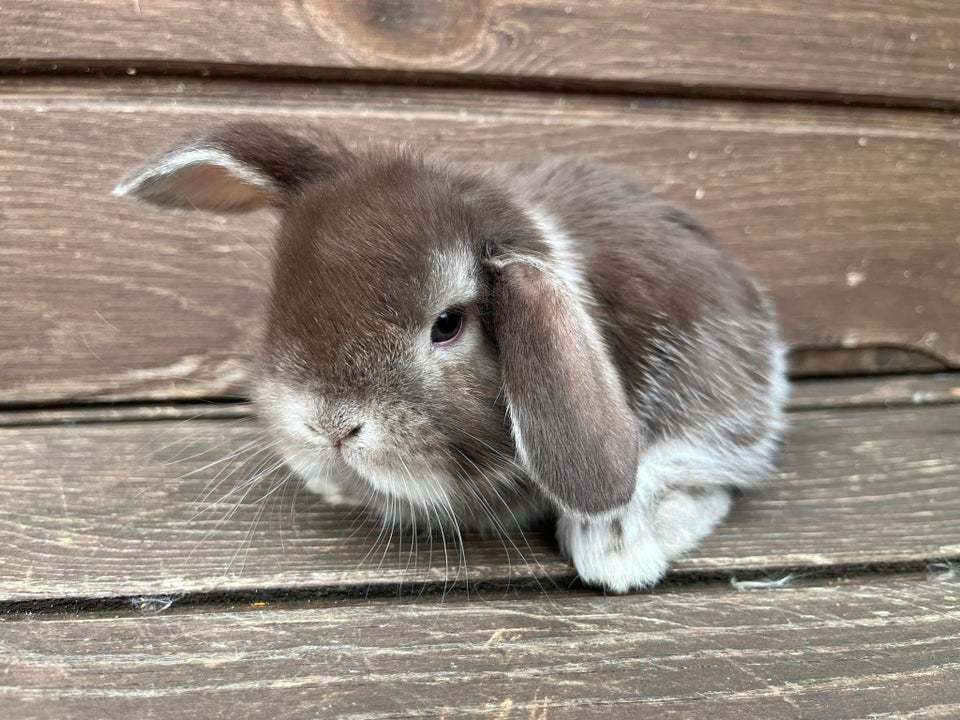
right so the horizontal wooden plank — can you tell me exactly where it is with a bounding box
[3,0,959,107]
[3,577,959,719]
[788,373,960,410]
[1,401,958,603]
[1,78,958,404]
[2,374,958,428]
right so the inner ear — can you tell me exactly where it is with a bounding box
[113,122,353,213]
[113,147,279,211]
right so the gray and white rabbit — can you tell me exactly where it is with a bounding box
[116,123,787,593]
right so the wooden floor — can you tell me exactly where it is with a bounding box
[2,377,959,718]
[3,2,959,718]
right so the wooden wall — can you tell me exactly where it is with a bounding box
[3,9,960,716]
[2,1,958,405]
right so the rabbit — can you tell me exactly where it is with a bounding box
[114,122,788,593]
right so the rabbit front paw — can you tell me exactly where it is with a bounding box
[558,485,732,594]
[557,513,668,594]
[303,473,363,507]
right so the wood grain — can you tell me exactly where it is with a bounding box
[1,402,958,603]
[3,577,959,719]
[1,78,959,404]
[3,1,959,107]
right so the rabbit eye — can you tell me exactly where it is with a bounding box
[431,311,464,344]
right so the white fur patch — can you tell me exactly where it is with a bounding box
[559,512,668,594]
[302,474,361,507]
[428,245,479,312]
[768,338,791,425]
[283,447,363,507]
[358,464,454,509]
[524,207,595,311]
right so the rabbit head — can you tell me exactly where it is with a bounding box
[115,122,639,530]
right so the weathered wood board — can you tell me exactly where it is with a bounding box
[2,78,958,404]
[788,372,960,410]
[3,577,959,719]
[3,1,959,107]
[2,372,958,429]
[2,400,958,603]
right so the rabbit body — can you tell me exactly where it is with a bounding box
[492,158,787,590]
[116,124,786,593]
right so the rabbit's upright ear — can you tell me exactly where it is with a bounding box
[113,122,353,212]
[491,258,638,516]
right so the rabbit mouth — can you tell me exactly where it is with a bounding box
[350,457,457,511]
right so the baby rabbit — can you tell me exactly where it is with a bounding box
[116,122,787,593]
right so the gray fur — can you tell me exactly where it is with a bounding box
[115,122,787,593]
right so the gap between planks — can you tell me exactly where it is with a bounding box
[5,62,960,114]
[2,562,956,619]
[1,374,958,427]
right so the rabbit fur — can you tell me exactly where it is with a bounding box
[116,123,787,593]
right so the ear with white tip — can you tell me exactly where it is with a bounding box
[113,122,353,212]
[492,258,639,516]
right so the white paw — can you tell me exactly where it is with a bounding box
[303,473,363,507]
[557,486,732,594]
[557,514,668,594]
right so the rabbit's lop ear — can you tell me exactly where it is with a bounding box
[113,122,353,212]
[491,258,638,516]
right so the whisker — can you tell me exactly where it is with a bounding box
[444,441,563,602]
[188,455,285,560]
[136,411,255,458]
[188,441,280,523]
[231,474,287,578]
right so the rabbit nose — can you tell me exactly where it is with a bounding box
[307,419,363,449]
[332,423,363,449]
